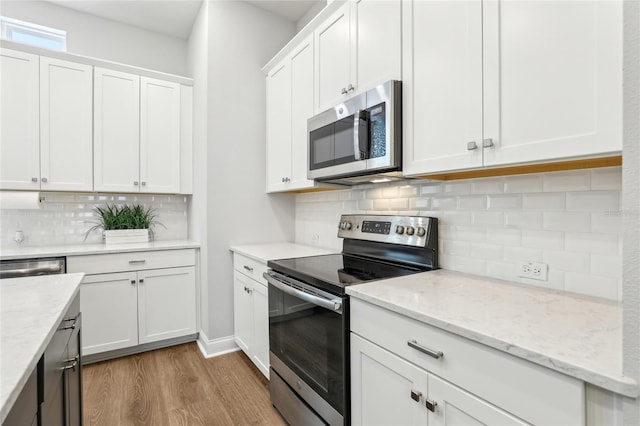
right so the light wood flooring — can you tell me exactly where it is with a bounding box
[82,343,286,426]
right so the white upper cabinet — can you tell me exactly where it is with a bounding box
[94,67,141,193]
[140,77,181,194]
[315,0,402,113]
[482,0,622,167]
[94,69,183,194]
[266,36,317,193]
[0,49,40,190]
[403,0,622,176]
[40,57,93,191]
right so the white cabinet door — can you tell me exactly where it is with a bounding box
[315,3,351,112]
[137,266,196,344]
[402,0,483,176]
[428,375,528,426]
[233,271,254,354]
[80,272,138,356]
[252,282,270,379]
[40,57,93,191]
[94,67,140,193]
[353,0,402,93]
[266,61,292,192]
[140,77,181,194]
[289,36,315,190]
[0,49,40,190]
[351,334,427,426]
[482,0,622,166]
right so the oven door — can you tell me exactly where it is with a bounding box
[264,271,347,426]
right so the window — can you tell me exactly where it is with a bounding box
[1,17,66,51]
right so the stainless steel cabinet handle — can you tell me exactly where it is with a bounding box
[139,279,144,284]
[426,399,438,412]
[141,181,146,186]
[410,390,422,402]
[347,84,355,92]
[61,316,77,330]
[62,355,79,371]
[134,181,139,186]
[131,280,136,285]
[407,340,444,359]
[41,177,48,183]
[482,138,494,148]
[341,87,348,95]
[129,260,146,265]
[467,141,478,150]
[31,177,38,183]
[243,265,254,272]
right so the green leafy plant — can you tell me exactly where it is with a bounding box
[84,204,164,240]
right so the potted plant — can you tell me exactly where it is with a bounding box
[85,204,163,244]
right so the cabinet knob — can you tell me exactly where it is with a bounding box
[341,87,348,95]
[347,84,355,92]
[131,280,136,285]
[134,181,139,186]
[482,138,494,148]
[467,141,478,150]
[141,181,146,186]
[425,399,438,412]
[139,279,144,284]
[41,177,48,183]
[31,177,38,183]
[410,390,422,402]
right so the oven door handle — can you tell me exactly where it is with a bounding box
[264,272,343,313]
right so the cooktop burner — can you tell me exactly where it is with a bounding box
[268,253,432,296]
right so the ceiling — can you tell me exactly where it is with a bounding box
[45,0,323,39]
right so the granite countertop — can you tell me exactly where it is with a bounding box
[0,239,200,260]
[230,242,335,263]
[346,269,637,398]
[0,273,85,423]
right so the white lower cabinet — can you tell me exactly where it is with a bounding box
[68,249,197,358]
[233,254,269,378]
[350,298,585,426]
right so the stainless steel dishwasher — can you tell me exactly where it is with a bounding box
[0,257,66,278]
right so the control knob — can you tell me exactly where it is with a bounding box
[395,225,405,234]
[405,226,415,236]
[417,227,426,237]
[344,222,352,230]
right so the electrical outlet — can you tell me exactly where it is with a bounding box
[517,261,548,281]
[311,234,320,245]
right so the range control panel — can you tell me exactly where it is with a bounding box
[338,214,435,247]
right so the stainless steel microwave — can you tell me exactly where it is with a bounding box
[307,80,402,185]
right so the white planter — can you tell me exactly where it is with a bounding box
[104,229,150,245]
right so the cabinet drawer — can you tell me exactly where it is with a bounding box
[350,298,585,426]
[233,253,268,285]
[67,249,195,274]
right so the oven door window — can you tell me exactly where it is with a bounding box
[269,284,345,415]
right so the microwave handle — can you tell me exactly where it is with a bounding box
[353,110,370,160]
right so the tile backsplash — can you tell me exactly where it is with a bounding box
[295,167,623,301]
[0,193,188,248]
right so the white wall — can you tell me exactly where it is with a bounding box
[296,168,623,301]
[622,0,640,423]
[189,0,296,344]
[0,0,188,76]
[297,1,327,32]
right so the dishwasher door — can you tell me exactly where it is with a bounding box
[0,257,66,279]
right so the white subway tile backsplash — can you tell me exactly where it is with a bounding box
[487,194,522,210]
[521,230,564,249]
[565,272,618,300]
[295,168,622,301]
[590,167,622,190]
[565,232,620,254]
[522,193,565,210]
[566,191,620,211]
[543,170,591,192]
[543,212,591,232]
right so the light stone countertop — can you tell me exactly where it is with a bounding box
[230,242,335,264]
[0,273,84,423]
[346,269,637,398]
[0,239,200,260]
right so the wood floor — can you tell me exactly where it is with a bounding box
[82,343,287,426]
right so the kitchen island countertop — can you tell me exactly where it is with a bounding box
[347,269,637,398]
[0,273,84,423]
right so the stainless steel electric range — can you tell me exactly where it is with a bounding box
[264,214,439,426]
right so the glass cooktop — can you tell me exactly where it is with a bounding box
[268,253,430,296]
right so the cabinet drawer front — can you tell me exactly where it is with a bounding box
[350,299,584,426]
[233,253,268,285]
[67,249,195,274]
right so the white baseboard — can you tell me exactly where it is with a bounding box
[197,330,240,358]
